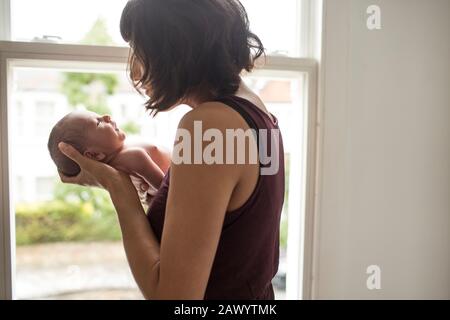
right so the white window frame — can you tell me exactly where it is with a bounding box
[0,0,322,300]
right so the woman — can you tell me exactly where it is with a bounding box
[58,0,285,299]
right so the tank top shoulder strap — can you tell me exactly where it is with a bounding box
[214,95,260,132]
[214,95,263,158]
[215,96,264,167]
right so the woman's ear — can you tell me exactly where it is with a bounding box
[83,150,106,161]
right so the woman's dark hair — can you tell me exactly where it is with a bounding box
[120,0,265,115]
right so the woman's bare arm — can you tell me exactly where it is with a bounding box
[108,179,162,297]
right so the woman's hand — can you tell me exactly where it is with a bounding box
[57,142,130,191]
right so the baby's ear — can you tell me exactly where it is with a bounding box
[84,150,106,161]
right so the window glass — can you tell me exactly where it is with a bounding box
[11,66,305,299]
[11,0,301,56]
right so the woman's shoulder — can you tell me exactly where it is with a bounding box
[179,100,250,131]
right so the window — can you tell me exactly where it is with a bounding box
[10,99,25,137]
[34,100,55,137]
[5,0,309,57]
[13,176,24,203]
[35,177,56,201]
[237,0,302,56]
[0,0,321,300]
[10,0,129,46]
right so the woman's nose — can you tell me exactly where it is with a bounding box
[103,115,111,122]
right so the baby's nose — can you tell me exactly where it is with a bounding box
[103,115,111,122]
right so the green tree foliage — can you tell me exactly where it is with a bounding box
[280,218,288,249]
[16,182,121,245]
[121,121,141,135]
[60,73,118,114]
[60,18,118,115]
[279,154,290,249]
[16,200,121,245]
[16,179,125,246]
[53,182,114,214]
[79,17,115,46]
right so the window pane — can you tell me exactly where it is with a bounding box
[35,177,56,201]
[11,0,129,46]
[10,65,306,300]
[11,0,301,56]
[241,0,300,56]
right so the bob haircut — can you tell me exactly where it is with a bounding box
[120,0,265,115]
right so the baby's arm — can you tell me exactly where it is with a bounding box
[123,142,171,174]
[115,148,165,190]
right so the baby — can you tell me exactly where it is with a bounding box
[48,110,171,195]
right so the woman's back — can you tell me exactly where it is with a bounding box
[147,95,285,299]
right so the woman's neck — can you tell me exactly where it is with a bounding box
[186,77,251,109]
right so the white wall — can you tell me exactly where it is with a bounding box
[315,0,450,299]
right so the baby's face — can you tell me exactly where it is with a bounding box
[70,111,126,155]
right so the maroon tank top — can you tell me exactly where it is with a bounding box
[146,95,285,299]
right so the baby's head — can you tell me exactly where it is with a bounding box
[48,110,126,176]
